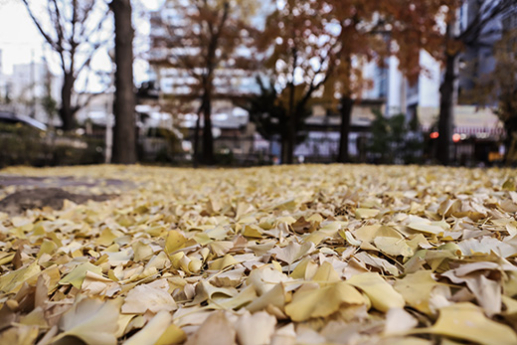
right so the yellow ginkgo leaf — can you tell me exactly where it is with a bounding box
[122,284,177,314]
[285,282,364,321]
[217,284,258,310]
[59,262,103,289]
[246,282,285,312]
[374,236,414,257]
[271,241,314,265]
[347,273,405,312]
[131,240,154,262]
[165,230,187,255]
[355,208,379,219]
[290,257,318,280]
[0,325,39,345]
[185,311,236,345]
[236,311,277,345]
[192,280,238,305]
[407,223,444,235]
[96,228,120,247]
[57,297,120,345]
[209,241,234,256]
[123,311,173,345]
[248,265,291,296]
[155,322,187,345]
[393,270,440,315]
[0,261,41,293]
[312,261,341,286]
[242,224,263,238]
[418,303,517,345]
[208,254,238,270]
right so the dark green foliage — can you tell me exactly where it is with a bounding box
[0,123,104,168]
[242,77,309,143]
[368,109,423,164]
[215,149,234,166]
[41,95,58,121]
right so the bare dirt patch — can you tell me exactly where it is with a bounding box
[0,173,133,214]
[0,187,116,214]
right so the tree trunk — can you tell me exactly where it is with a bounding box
[193,102,203,168]
[110,0,137,164]
[437,21,458,166]
[60,73,75,131]
[281,136,289,164]
[284,80,296,164]
[437,52,457,166]
[285,115,296,164]
[337,96,354,163]
[202,93,215,165]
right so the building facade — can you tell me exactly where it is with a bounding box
[0,59,60,125]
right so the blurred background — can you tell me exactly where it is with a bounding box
[0,0,516,167]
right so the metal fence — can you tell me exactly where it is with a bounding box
[138,133,499,167]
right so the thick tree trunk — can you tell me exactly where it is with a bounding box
[437,20,458,166]
[60,73,75,131]
[202,94,215,165]
[284,81,296,164]
[437,52,457,166]
[110,0,137,164]
[284,116,296,164]
[193,102,203,168]
[280,136,289,164]
[337,96,354,163]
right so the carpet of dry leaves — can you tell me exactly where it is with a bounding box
[1,164,517,345]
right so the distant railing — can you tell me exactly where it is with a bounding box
[138,133,500,167]
[0,126,500,168]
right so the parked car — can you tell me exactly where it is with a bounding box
[0,111,47,132]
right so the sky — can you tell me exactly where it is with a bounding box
[0,0,165,86]
[0,0,44,75]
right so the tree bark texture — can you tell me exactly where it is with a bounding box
[437,20,458,166]
[337,96,354,163]
[193,102,203,168]
[111,0,137,164]
[283,77,297,164]
[202,92,215,165]
[437,52,457,166]
[60,73,76,131]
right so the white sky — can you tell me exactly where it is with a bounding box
[0,0,44,74]
[0,0,165,85]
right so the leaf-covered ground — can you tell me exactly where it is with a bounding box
[1,164,517,345]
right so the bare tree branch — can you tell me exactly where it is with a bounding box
[21,0,110,130]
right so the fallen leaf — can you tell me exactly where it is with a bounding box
[122,283,177,314]
[236,311,277,345]
[417,303,517,345]
[394,270,441,315]
[271,241,314,265]
[57,297,120,345]
[123,311,173,345]
[185,311,236,345]
[384,308,418,335]
[285,282,364,321]
[165,230,187,256]
[0,261,41,293]
[355,208,379,219]
[347,273,405,312]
